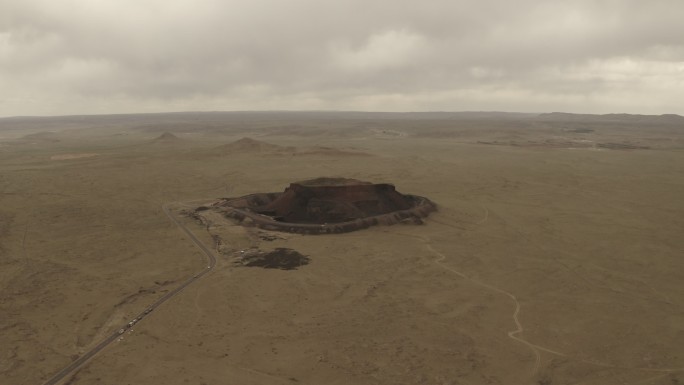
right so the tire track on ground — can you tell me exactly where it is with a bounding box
[386,223,545,378]
[393,208,684,381]
[424,238,544,377]
[39,203,217,385]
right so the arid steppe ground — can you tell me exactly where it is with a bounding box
[1,112,684,385]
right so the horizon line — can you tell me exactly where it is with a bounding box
[2,109,683,120]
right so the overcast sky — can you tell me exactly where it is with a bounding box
[2,0,684,117]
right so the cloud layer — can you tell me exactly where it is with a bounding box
[2,0,683,116]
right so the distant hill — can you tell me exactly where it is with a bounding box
[152,132,183,143]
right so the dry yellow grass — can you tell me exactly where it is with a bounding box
[1,112,683,385]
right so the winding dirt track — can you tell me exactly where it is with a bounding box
[39,204,217,385]
[425,242,543,376]
[403,210,684,383]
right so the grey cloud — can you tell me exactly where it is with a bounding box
[1,0,683,116]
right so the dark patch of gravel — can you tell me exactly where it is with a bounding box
[235,248,310,270]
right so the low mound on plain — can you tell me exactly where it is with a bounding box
[152,132,183,144]
[212,137,295,154]
[294,146,372,157]
[202,177,436,234]
[211,137,371,156]
[17,131,61,143]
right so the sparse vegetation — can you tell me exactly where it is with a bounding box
[1,111,683,385]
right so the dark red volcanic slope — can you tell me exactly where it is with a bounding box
[205,178,436,234]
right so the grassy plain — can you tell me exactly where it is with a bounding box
[1,112,684,385]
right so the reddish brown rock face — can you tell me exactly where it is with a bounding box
[207,178,436,234]
[258,182,415,223]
